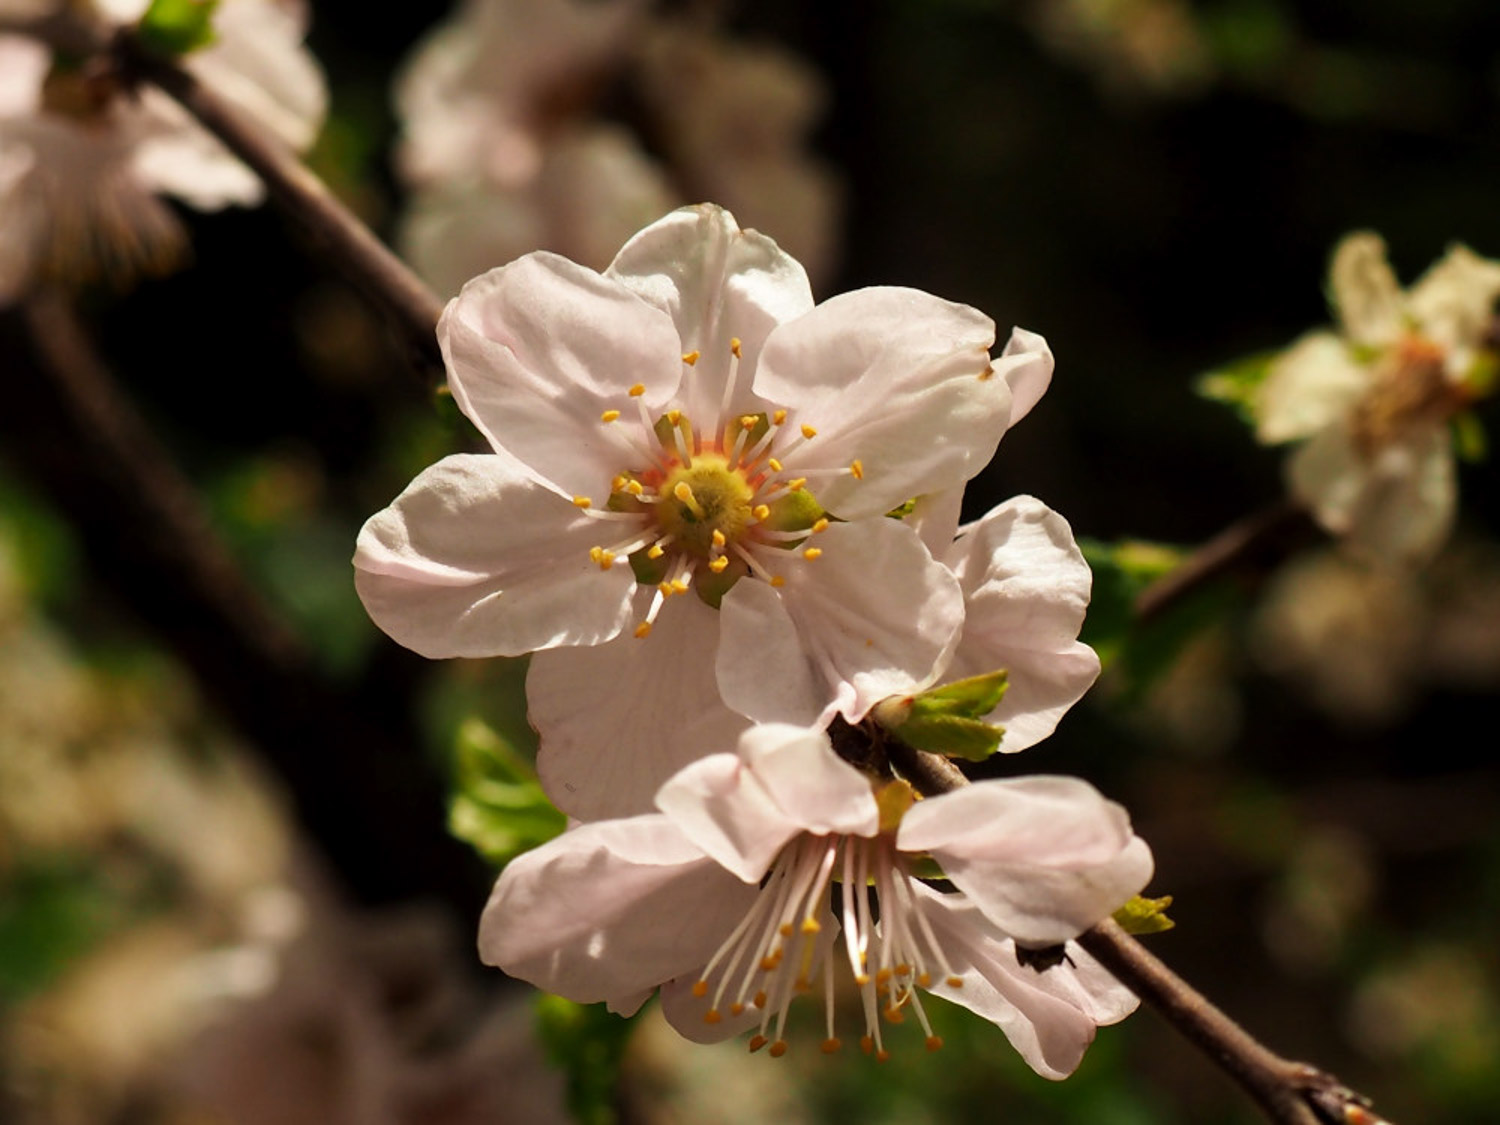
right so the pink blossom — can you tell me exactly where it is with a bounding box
[479,724,1151,1075]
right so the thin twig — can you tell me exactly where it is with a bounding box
[112,28,448,382]
[1133,500,1318,622]
[892,739,1390,1125]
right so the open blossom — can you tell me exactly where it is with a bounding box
[355,204,1050,818]
[480,724,1151,1074]
[1256,232,1500,564]
[0,0,325,301]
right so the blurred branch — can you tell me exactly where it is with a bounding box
[1,292,488,920]
[892,739,1393,1125]
[1134,501,1317,622]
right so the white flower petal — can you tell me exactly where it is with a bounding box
[913,887,1105,1080]
[735,724,879,838]
[605,203,814,423]
[992,326,1055,428]
[654,752,802,883]
[899,776,1153,946]
[1407,242,1500,355]
[753,287,1012,518]
[719,519,964,726]
[1256,332,1369,444]
[1348,429,1456,565]
[529,592,753,820]
[353,454,634,658]
[478,815,755,1014]
[1330,231,1403,346]
[941,496,1100,752]
[904,486,965,561]
[438,252,684,498]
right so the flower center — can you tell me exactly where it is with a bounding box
[655,455,755,558]
[686,822,962,1060]
[1350,335,1466,456]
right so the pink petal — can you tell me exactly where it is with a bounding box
[478,815,756,1014]
[606,203,814,425]
[353,453,634,657]
[736,724,879,838]
[992,327,1054,429]
[898,777,1154,946]
[941,496,1101,752]
[753,287,1010,519]
[654,752,802,883]
[438,252,684,499]
[528,592,753,820]
[721,519,964,725]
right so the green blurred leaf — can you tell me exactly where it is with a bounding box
[1453,411,1487,464]
[1195,350,1278,425]
[534,995,639,1125]
[137,0,219,55]
[449,718,565,868]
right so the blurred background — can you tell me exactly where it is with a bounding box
[3,0,1500,1122]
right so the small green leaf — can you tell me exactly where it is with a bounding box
[448,718,565,868]
[137,0,220,55]
[1113,894,1176,935]
[872,671,1009,760]
[1195,349,1279,425]
[895,712,1006,761]
[1453,411,1488,464]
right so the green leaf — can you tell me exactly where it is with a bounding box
[1113,894,1176,935]
[1195,349,1279,425]
[1453,411,1488,464]
[872,671,1009,760]
[136,0,220,55]
[1077,537,1183,669]
[448,719,565,868]
[534,995,639,1125]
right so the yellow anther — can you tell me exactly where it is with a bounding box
[691,980,709,997]
[600,409,621,423]
[658,581,675,595]
[875,968,893,985]
[572,495,592,508]
[752,504,771,520]
[917,972,932,988]
[753,990,768,1009]
[794,975,812,993]
[859,1036,874,1055]
[589,546,604,563]
[778,922,794,938]
[876,1049,891,1063]
[882,1006,905,1025]
[760,955,780,972]
[647,544,666,559]
[634,622,652,639]
[768,1040,788,1058]
[730,337,742,357]
[945,976,964,988]
[597,551,616,570]
[703,1009,723,1025]
[788,478,807,491]
[673,481,706,518]
[712,529,727,548]
[850,459,864,479]
[811,518,829,533]
[626,480,644,496]
[895,963,912,976]
[925,1036,944,1052]
[740,414,758,430]
[709,556,730,573]
[729,1002,745,1016]
[671,579,690,594]
[773,409,787,425]
[768,457,783,472]
[629,383,646,396]
[800,917,821,934]
[611,475,627,491]
[820,1038,842,1055]
[682,350,700,366]
[800,424,817,439]
[769,576,785,588]
[803,547,823,561]
[748,1034,769,1053]
[855,973,871,986]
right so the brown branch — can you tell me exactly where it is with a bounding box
[892,740,1391,1125]
[109,27,447,384]
[1133,501,1318,623]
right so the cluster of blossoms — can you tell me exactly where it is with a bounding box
[355,204,1152,1071]
[391,0,839,296]
[1256,232,1500,565]
[0,0,325,302]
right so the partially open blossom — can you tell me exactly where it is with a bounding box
[1256,232,1500,564]
[355,204,1051,818]
[0,0,325,301]
[479,724,1151,1076]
